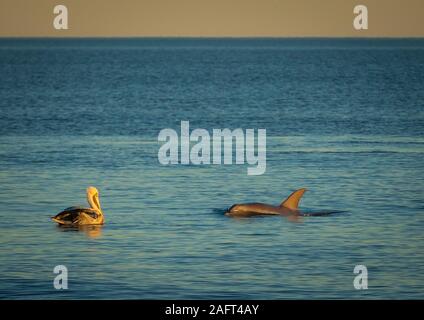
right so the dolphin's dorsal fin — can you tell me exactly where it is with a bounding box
[280,188,307,210]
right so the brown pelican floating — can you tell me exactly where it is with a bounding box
[51,187,104,225]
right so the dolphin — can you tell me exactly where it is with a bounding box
[225,188,341,218]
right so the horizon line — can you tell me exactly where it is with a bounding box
[1,36,424,39]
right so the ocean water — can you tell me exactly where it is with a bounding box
[0,38,423,299]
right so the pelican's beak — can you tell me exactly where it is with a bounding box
[86,186,101,212]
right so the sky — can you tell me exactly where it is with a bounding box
[0,0,423,37]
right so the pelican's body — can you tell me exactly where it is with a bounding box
[52,187,104,225]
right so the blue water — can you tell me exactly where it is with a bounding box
[0,38,423,299]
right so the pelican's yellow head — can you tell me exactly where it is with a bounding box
[86,186,101,212]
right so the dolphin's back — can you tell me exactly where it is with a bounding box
[226,203,288,217]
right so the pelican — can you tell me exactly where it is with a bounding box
[51,186,104,225]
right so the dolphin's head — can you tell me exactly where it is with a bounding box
[225,204,237,216]
[225,204,239,216]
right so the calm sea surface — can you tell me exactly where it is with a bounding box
[0,38,423,299]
